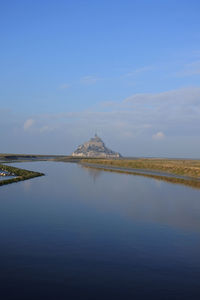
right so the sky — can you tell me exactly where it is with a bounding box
[0,0,200,157]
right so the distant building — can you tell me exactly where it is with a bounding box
[72,134,121,158]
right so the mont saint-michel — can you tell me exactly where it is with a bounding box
[71,134,121,158]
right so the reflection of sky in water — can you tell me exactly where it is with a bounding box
[0,161,200,299]
[5,161,200,233]
[79,165,103,183]
[0,176,15,181]
[77,164,200,233]
[22,179,32,191]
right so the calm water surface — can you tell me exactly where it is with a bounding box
[0,161,200,300]
[0,176,14,181]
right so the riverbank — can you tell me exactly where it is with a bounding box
[0,154,65,163]
[80,158,200,178]
[80,158,200,189]
[1,155,200,188]
[0,164,44,186]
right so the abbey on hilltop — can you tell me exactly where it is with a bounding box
[72,134,121,158]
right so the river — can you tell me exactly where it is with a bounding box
[0,161,200,299]
[0,176,15,181]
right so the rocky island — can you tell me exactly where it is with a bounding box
[72,134,121,158]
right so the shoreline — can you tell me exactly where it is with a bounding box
[1,155,200,189]
[80,162,200,189]
[0,164,45,187]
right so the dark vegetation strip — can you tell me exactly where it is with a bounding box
[0,154,65,163]
[0,164,44,186]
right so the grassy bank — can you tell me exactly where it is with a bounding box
[0,153,65,162]
[0,164,44,186]
[81,158,200,179]
[82,164,200,189]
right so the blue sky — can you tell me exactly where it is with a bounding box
[1,0,200,157]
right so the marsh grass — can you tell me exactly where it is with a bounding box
[82,164,200,189]
[81,158,200,179]
[0,164,44,186]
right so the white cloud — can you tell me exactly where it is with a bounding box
[24,119,35,131]
[152,132,165,140]
[100,100,117,107]
[176,60,200,77]
[37,86,200,140]
[124,65,154,77]
[59,83,71,89]
[124,86,200,105]
[3,86,200,157]
[80,75,99,85]
[40,126,49,133]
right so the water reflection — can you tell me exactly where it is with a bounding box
[22,179,32,191]
[0,176,15,181]
[79,168,200,232]
[80,165,103,183]
[0,161,200,299]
